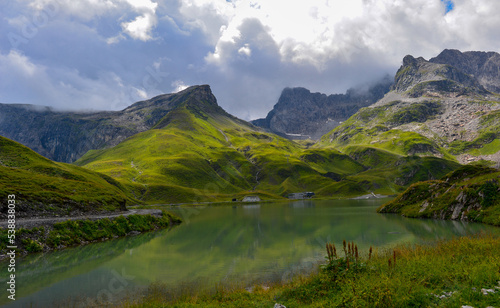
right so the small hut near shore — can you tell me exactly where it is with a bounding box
[242,195,261,202]
[288,192,315,199]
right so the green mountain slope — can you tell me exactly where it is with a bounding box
[320,51,500,165]
[75,86,460,203]
[0,90,200,163]
[0,136,131,217]
[76,86,352,202]
[378,164,500,226]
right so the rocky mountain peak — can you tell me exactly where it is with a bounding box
[177,84,218,105]
[252,76,393,139]
[280,87,315,98]
[402,55,426,67]
[0,84,223,163]
[430,49,500,93]
[124,85,217,113]
[392,51,489,97]
[151,85,239,130]
[431,49,464,62]
[330,49,500,166]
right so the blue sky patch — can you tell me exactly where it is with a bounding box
[441,0,455,14]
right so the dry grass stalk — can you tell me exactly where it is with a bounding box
[326,243,338,262]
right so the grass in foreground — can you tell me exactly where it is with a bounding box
[119,233,500,308]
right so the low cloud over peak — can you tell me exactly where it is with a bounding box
[1,0,500,120]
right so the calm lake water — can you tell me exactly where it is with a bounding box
[1,199,498,307]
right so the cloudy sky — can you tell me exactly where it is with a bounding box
[1,0,500,120]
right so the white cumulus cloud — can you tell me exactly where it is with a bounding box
[2,0,500,120]
[121,0,158,41]
[0,50,136,110]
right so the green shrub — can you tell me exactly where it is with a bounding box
[22,239,43,252]
[479,180,499,208]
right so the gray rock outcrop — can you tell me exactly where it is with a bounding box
[252,76,393,139]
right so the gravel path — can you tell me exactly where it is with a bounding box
[0,209,163,229]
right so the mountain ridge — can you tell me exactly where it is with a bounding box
[392,54,489,97]
[321,49,500,166]
[429,49,500,93]
[2,49,500,205]
[0,85,225,163]
[252,76,393,139]
[74,83,459,203]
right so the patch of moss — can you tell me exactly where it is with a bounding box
[407,80,465,97]
[388,101,442,125]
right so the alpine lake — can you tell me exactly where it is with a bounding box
[1,198,499,307]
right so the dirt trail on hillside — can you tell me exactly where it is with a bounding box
[0,209,163,229]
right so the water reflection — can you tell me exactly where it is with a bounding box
[289,200,315,208]
[1,199,498,307]
[0,229,166,307]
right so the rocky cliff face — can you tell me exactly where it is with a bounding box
[429,49,500,93]
[0,85,217,163]
[252,76,393,139]
[392,54,489,97]
[254,50,500,142]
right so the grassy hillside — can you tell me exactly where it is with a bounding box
[319,99,500,169]
[449,108,500,155]
[0,136,132,217]
[378,164,500,226]
[76,86,460,203]
[77,103,352,202]
[331,146,460,196]
[319,101,455,160]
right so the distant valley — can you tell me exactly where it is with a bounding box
[72,84,459,203]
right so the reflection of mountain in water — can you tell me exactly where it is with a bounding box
[242,204,261,216]
[3,200,498,307]
[289,200,316,208]
[381,213,495,242]
[0,230,167,307]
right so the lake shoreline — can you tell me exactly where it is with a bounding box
[0,194,384,261]
[132,194,397,208]
[4,199,498,307]
[0,210,181,260]
[121,233,500,307]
